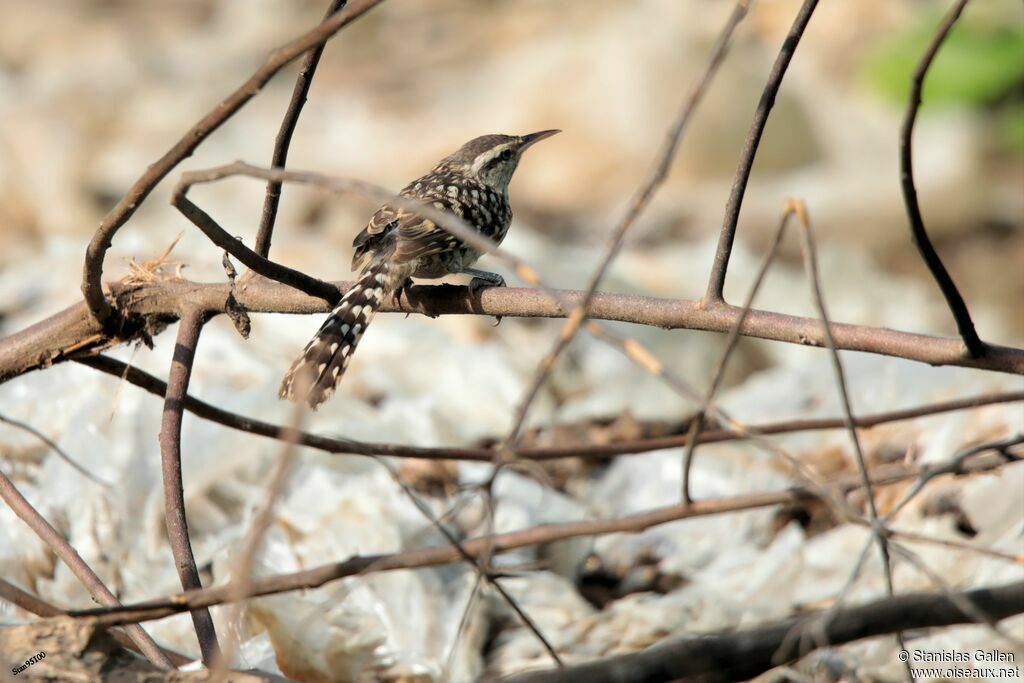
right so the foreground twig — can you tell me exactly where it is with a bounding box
[0,471,173,668]
[503,0,750,446]
[0,578,191,667]
[62,450,1014,629]
[793,205,911,677]
[159,307,221,664]
[898,0,982,357]
[682,204,795,503]
[374,458,564,667]
[497,580,1024,683]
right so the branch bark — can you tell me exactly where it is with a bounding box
[159,308,220,664]
[898,0,982,356]
[497,580,1024,683]
[4,275,1022,386]
[80,0,385,326]
[705,0,819,302]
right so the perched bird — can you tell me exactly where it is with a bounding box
[280,130,560,408]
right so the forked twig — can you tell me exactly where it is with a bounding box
[81,0,386,326]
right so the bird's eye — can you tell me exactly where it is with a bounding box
[499,149,513,161]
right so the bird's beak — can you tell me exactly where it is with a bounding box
[519,129,561,150]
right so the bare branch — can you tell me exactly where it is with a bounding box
[706,0,820,302]
[899,0,982,356]
[496,580,1024,683]
[159,308,221,664]
[76,353,1024,463]
[61,450,1012,629]
[254,0,349,258]
[6,274,1023,386]
[80,0,386,326]
[0,471,173,668]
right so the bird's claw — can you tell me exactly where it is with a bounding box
[392,277,414,305]
[468,274,505,299]
[468,275,505,326]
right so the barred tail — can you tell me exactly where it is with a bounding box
[279,262,392,409]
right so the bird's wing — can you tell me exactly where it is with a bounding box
[351,204,401,271]
[391,192,472,263]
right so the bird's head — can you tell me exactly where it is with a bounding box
[435,130,560,191]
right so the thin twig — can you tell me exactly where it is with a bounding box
[682,203,795,503]
[0,412,111,488]
[792,203,912,678]
[215,392,306,669]
[374,458,563,667]
[705,0,820,302]
[898,0,982,356]
[254,0,349,257]
[159,307,221,664]
[0,470,173,667]
[62,451,1013,628]
[80,0,386,326]
[77,354,1024,463]
[0,578,192,666]
[502,0,751,446]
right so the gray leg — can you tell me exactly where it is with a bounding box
[462,267,506,298]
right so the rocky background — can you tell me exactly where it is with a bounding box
[0,1,1022,680]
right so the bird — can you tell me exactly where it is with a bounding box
[279,129,560,409]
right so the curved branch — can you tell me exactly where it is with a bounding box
[899,0,983,356]
[80,0,385,326]
[498,580,1024,683]
[705,0,820,302]
[255,0,349,258]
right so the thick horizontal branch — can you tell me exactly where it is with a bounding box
[2,275,1022,384]
[498,579,1024,683]
[62,450,1012,630]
